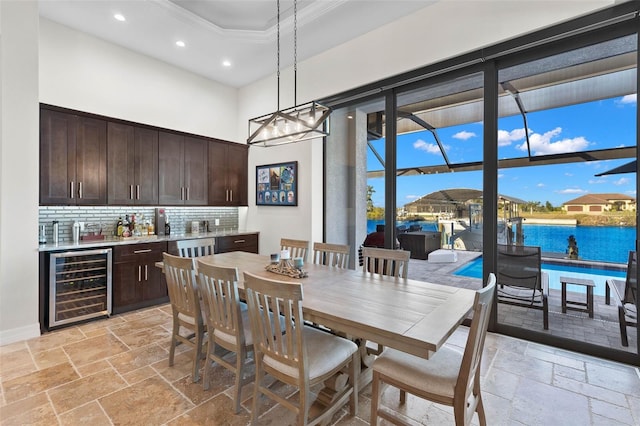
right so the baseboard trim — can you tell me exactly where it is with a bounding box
[0,323,41,346]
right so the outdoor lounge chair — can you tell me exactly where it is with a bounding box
[496,244,549,330]
[605,251,637,347]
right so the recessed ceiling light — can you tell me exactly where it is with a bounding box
[176,40,186,48]
[114,13,126,22]
[222,60,232,67]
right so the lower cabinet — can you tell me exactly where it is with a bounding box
[113,241,168,314]
[216,233,259,254]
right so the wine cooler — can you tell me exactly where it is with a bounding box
[49,248,112,327]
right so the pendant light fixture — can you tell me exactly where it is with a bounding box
[247,0,330,146]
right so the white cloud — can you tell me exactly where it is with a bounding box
[516,127,590,155]
[497,128,528,146]
[536,183,545,187]
[497,173,504,178]
[614,177,630,186]
[556,188,587,194]
[588,179,606,184]
[413,139,444,154]
[453,131,476,141]
[565,172,574,177]
[619,94,637,105]
[626,190,637,196]
[406,195,419,200]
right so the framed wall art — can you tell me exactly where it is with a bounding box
[256,161,298,206]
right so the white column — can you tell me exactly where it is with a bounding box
[0,0,41,344]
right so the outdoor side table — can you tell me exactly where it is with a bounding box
[559,276,595,318]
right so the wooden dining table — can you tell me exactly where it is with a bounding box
[163,250,476,360]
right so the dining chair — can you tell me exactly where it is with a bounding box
[312,242,350,268]
[370,273,497,426]
[280,238,310,262]
[177,238,215,257]
[197,261,254,413]
[361,246,410,278]
[243,271,359,426]
[162,252,206,383]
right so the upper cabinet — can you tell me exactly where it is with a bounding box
[40,108,107,205]
[107,123,158,205]
[158,132,208,205]
[208,141,249,206]
[40,105,248,207]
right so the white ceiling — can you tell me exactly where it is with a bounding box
[39,0,437,88]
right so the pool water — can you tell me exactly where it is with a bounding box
[454,256,626,297]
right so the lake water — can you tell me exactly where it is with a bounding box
[367,220,635,264]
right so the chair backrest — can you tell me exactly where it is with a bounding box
[624,250,637,305]
[456,273,496,424]
[280,238,310,262]
[312,242,350,268]
[197,260,245,347]
[361,246,410,278]
[496,244,541,291]
[243,272,305,379]
[163,253,201,319]
[177,238,215,258]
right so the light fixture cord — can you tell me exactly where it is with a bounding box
[277,0,280,110]
[294,0,297,106]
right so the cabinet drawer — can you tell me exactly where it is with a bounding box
[216,233,258,253]
[114,241,167,262]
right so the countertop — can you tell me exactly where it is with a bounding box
[38,230,259,252]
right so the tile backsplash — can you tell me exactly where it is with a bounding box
[39,206,239,243]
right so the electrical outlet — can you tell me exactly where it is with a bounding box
[215,218,220,226]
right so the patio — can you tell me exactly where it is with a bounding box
[406,251,638,354]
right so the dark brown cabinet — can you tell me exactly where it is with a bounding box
[107,123,158,205]
[208,141,248,206]
[159,132,208,205]
[112,242,168,314]
[216,233,259,254]
[40,108,107,205]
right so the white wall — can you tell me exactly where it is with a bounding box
[0,1,40,345]
[39,19,239,141]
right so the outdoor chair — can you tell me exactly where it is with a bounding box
[312,242,350,268]
[280,238,310,262]
[606,251,637,347]
[243,272,358,426]
[496,244,549,330]
[163,253,206,383]
[370,273,496,426]
[176,238,215,257]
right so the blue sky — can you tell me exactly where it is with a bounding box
[367,94,638,208]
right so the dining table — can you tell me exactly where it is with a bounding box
[159,250,477,361]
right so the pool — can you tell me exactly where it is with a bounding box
[454,256,626,297]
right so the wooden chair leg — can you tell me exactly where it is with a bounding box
[543,295,549,330]
[476,395,487,426]
[251,361,264,426]
[233,350,246,414]
[348,352,358,415]
[169,315,179,366]
[203,341,213,391]
[370,371,381,426]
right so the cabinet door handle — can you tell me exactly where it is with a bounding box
[136,185,140,200]
[234,239,245,244]
[226,189,229,201]
[144,265,148,281]
[130,185,134,200]
[78,182,83,198]
[181,187,184,200]
[186,187,190,200]
[230,189,233,202]
[70,181,74,199]
[138,265,142,282]
[134,249,152,254]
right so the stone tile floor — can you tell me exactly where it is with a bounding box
[2,301,640,425]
